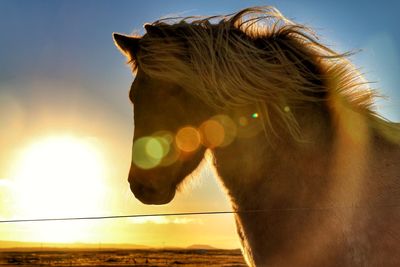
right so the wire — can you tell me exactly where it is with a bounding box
[1,203,400,224]
[0,210,244,224]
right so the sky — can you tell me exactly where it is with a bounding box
[0,0,399,249]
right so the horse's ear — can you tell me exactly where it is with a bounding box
[113,33,140,61]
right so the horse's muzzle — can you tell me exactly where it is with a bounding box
[129,179,175,205]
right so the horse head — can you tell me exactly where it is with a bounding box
[114,33,212,204]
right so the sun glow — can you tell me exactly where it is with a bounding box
[9,135,107,242]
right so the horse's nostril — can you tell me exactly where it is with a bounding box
[130,179,153,196]
[131,180,158,195]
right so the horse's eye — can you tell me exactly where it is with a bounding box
[157,86,181,99]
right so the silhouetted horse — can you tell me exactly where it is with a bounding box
[113,7,400,267]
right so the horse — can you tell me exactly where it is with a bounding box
[113,6,400,267]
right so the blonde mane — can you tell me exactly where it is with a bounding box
[129,6,398,142]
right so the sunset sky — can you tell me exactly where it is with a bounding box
[0,0,399,249]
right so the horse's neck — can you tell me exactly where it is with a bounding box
[214,104,337,209]
[213,105,400,266]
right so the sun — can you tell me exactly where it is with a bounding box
[10,135,107,243]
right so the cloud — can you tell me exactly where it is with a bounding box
[129,216,202,225]
[159,9,198,20]
[0,179,12,188]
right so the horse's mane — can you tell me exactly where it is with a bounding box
[129,6,399,143]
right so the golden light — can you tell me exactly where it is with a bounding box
[175,126,201,153]
[0,91,24,139]
[9,135,107,243]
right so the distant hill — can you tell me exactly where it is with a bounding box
[0,240,234,251]
[187,244,219,250]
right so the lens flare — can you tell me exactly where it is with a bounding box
[132,137,164,169]
[200,119,225,148]
[237,113,264,138]
[153,131,180,167]
[145,138,164,160]
[238,116,248,126]
[284,106,291,113]
[153,130,174,145]
[211,115,237,147]
[175,126,201,153]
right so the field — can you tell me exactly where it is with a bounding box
[0,249,247,266]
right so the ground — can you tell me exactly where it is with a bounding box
[0,248,247,266]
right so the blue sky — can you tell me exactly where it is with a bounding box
[1,0,398,123]
[0,0,399,247]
